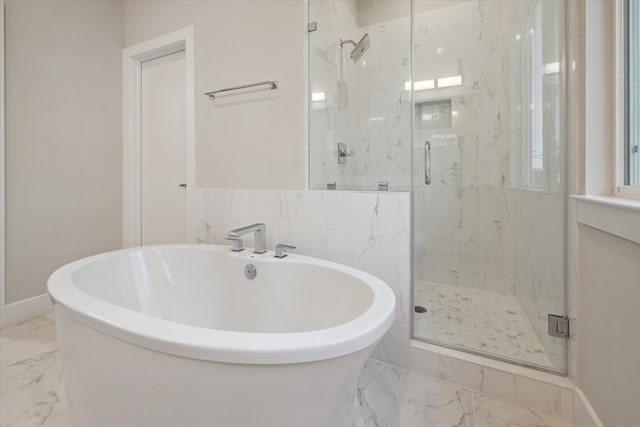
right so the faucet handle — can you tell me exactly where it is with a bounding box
[274,244,296,258]
[225,237,244,252]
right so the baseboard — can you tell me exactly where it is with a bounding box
[574,388,605,427]
[0,293,53,329]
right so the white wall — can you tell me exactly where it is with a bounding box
[575,1,640,425]
[579,226,640,427]
[124,0,306,191]
[1,0,6,312]
[4,0,124,304]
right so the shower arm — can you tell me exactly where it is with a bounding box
[340,39,356,47]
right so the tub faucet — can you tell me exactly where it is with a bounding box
[274,244,296,258]
[227,223,267,254]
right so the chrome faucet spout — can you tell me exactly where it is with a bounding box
[227,223,267,254]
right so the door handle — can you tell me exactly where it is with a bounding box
[424,140,431,185]
[178,183,187,188]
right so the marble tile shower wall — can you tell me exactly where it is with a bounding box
[195,188,411,327]
[309,0,360,189]
[412,0,518,294]
[309,0,411,191]
[512,191,565,370]
[410,0,566,370]
[353,17,411,191]
[414,0,528,292]
[507,0,566,372]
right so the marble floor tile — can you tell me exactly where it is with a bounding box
[1,316,575,427]
[0,314,70,427]
[472,394,571,427]
[413,281,554,369]
[388,370,474,427]
[352,359,403,427]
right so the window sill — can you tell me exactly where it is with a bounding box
[571,195,640,244]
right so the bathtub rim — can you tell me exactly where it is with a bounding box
[48,244,396,364]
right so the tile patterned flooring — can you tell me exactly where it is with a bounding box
[413,281,554,369]
[1,315,573,427]
[0,315,71,427]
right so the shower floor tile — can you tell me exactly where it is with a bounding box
[413,280,554,369]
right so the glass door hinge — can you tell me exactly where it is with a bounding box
[548,314,569,338]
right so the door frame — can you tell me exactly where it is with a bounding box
[122,26,195,247]
[1,0,7,324]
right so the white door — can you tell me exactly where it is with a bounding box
[141,51,187,245]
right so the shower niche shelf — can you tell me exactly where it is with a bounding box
[415,99,452,130]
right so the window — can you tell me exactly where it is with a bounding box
[618,0,640,198]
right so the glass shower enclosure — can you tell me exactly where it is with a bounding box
[307,0,412,191]
[307,0,567,374]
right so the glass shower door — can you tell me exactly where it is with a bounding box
[411,0,566,373]
[307,0,412,191]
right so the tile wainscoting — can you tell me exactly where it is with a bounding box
[195,189,412,325]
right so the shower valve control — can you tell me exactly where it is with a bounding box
[338,143,353,164]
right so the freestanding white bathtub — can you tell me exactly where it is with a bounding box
[47,245,395,427]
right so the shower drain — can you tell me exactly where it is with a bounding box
[414,305,427,313]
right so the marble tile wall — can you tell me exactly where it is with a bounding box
[411,0,517,294]
[510,2,571,370]
[410,0,567,372]
[403,341,576,422]
[511,189,565,371]
[412,0,565,290]
[509,0,567,373]
[308,0,412,191]
[351,16,412,191]
[195,188,411,327]
[370,310,576,421]
[308,0,361,190]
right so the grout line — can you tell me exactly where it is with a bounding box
[385,366,406,427]
[470,392,477,427]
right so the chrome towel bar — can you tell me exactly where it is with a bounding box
[204,80,278,100]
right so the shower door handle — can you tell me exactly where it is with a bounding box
[424,140,431,185]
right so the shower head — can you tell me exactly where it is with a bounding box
[339,33,370,63]
[350,33,370,63]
